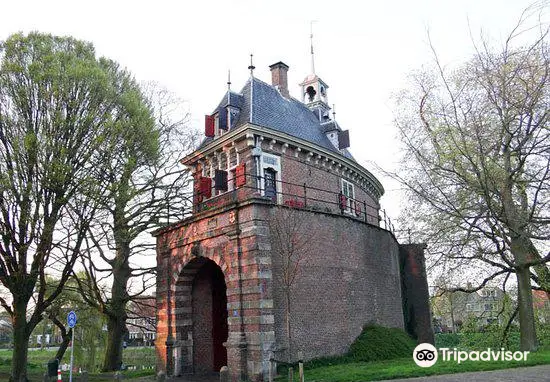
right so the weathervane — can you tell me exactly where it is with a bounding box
[248,54,255,77]
[227,69,231,90]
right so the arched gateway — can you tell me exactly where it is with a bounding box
[177,257,228,373]
[156,207,270,381]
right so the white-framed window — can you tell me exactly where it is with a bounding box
[261,152,281,204]
[219,152,227,170]
[227,147,239,191]
[341,179,355,213]
[214,109,230,137]
[202,159,211,177]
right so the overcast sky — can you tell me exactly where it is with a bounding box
[0,0,540,228]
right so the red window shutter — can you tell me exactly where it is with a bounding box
[199,177,212,198]
[355,201,362,216]
[205,115,215,137]
[235,163,246,187]
[339,194,347,210]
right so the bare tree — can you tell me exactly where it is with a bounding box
[391,3,550,351]
[74,82,198,371]
[269,207,317,362]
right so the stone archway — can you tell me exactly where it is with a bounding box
[175,257,228,374]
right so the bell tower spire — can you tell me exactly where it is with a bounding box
[300,23,330,122]
[310,20,316,75]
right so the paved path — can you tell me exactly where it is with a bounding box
[171,372,219,381]
[156,365,550,381]
[380,364,550,381]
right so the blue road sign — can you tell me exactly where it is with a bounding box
[67,311,77,328]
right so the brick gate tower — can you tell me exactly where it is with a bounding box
[154,59,431,381]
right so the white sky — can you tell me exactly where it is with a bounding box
[0,0,538,228]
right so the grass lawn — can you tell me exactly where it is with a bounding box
[0,347,156,381]
[292,349,550,381]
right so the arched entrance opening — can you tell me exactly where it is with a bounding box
[177,257,228,374]
[192,258,228,372]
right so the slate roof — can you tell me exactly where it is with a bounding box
[199,77,354,160]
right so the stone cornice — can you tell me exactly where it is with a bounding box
[181,123,384,199]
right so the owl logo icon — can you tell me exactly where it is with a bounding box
[413,343,438,367]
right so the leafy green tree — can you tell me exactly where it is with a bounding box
[0,32,153,381]
[392,4,550,351]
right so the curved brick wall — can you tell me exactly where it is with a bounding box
[155,200,403,381]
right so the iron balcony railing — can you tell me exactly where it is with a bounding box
[193,172,395,234]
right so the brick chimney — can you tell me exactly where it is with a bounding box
[269,61,289,98]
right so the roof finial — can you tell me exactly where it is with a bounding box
[332,103,336,120]
[310,20,317,75]
[248,54,256,77]
[227,69,231,91]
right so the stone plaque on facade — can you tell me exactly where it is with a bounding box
[207,218,218,229]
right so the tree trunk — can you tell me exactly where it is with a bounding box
[11,302,30,382]
[285,290,292,363]
[449,294,456,334]
[510,234,538,351]
[102,315,127,371]
[516,266,538,351]
[102,242,130,371]
[55,328,72,363]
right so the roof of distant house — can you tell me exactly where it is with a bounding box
[532,290,549,309]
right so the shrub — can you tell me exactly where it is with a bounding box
[436,329,523,351]
[347,325,416,362]
[303,325,416,370]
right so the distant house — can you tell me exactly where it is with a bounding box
[0,316,11,345]
[432,286,506,332]
[532,290,550,323]
[127,297,156,346]
[463,287,506,326]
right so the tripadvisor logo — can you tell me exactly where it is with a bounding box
[413,343,438,367]
[413,343,530,368]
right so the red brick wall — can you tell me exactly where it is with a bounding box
[265,207,403,362]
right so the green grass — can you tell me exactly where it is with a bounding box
[288,349,550,382]
[277,326,550,381]
[0,347,155,381]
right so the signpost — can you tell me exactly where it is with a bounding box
[67,311,77,382]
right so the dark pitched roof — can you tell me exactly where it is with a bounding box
[199,77,354,160]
